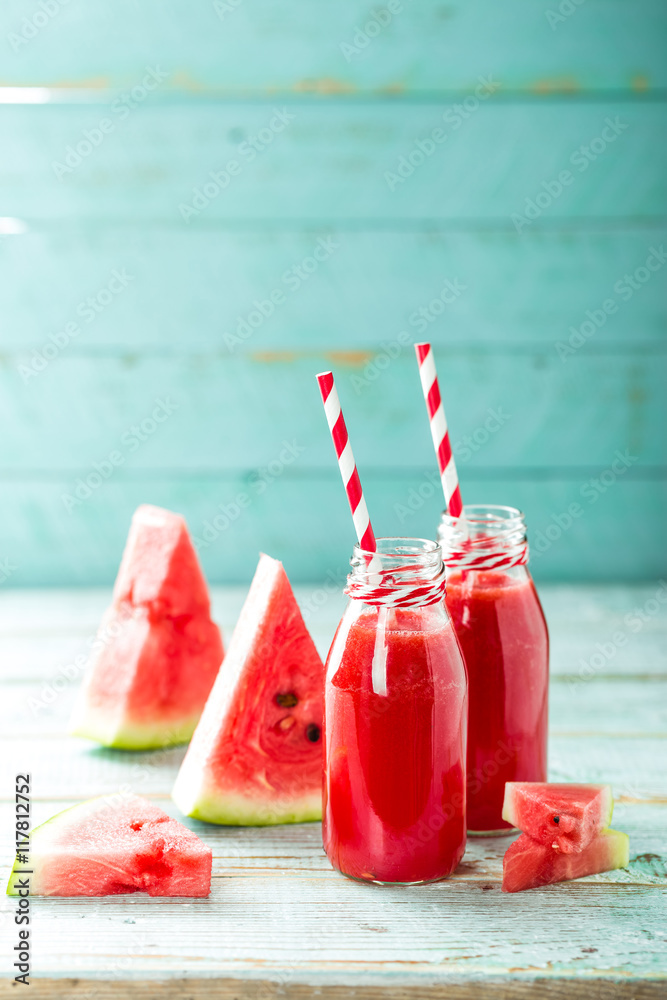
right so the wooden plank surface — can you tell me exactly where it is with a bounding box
[2,353,664,470]
[3,102,665,223]
[1,350,664,469]
[0,0,665,96]
[0,475,665,586]
[0,476,667,584]
[0,983,665,1000]
[0,980,665,1000]
[0,583,665,994]
[1,2,666,592]
[1,229,666,351]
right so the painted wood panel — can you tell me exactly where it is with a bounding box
[0,478,664,584]
[1,3,665,587]
[2,102,665,222]
[0,849,665,980]
[0,981,665,1000]
[549,679,667,735]
[0,772,665,981]
[2,228,666,350]
[1,351,663,469]
[1,0,665,95]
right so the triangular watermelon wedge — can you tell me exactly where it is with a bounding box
[173,553,324,825]
[502,828,629,892]
[502,782,614,853]
[6,794,212,897]
[70,505,224,750]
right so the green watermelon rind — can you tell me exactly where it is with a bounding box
[175,783,321,826]
[6,798,106,896]
[70,709,203,751]
[604,828,631,870]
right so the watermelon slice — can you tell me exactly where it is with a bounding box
[502,782,614,853]
[70,505,224,750]
[172,553,324,825]
[502,828,629,892]
[6,794,212,897]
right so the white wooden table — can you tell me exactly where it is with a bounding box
[1,583,666,999]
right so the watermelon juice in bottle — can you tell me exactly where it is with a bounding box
[323,537,467,884]
[438,505,549,835]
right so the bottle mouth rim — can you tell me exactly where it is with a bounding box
[438,504,529,571]
[352,536,441,562]
[348,537,445,607]
[440,504,525,528]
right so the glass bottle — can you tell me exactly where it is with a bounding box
[323,537,467,884]
[438,505,549,835]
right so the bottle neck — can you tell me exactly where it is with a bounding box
[438,505,529,572]
[344,537,446,608]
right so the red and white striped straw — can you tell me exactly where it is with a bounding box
[316,371,377,553]
[414,342,463,517]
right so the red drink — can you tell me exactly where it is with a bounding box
[323,539,467,884]
[439,507,549,834]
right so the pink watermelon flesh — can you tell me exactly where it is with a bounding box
[6,794,211,897]
[113,503,211,618]
[173,553,324,825]
[502,828,629,892]
[502,782,613,853]
[71,505,223,749]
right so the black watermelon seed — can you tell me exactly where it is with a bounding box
[553,816,560,825]
[306,724,321,743]
[275,692,298,708]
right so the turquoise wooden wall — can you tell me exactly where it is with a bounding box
[1,0,665,586]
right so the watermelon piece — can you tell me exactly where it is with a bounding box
[6,794,212,897]
[70,505,224,750]
[173,553,324,825]
[502,828,629,892]
[502,782,613,853]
